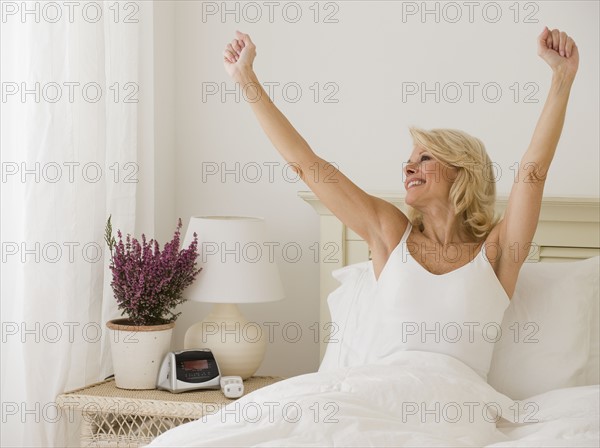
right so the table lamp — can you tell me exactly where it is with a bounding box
[181,216,285,379]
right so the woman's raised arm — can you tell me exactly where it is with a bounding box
[496,27,579,292]
[223,31,407,250]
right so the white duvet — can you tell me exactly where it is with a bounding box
[147,351,599,447]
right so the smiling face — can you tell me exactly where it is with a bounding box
[404,145,458,209]
[404,127,498,240]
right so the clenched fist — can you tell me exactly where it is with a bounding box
[538,27,579,80]
[223,30,257,81]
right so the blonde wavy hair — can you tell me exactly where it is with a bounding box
[406,127,499,240]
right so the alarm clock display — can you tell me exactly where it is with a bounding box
[157,349,221,393]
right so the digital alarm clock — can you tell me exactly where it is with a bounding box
[156,349,221,393]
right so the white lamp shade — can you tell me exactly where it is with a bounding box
[182,216,285,303]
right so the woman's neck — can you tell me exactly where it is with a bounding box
[418,207,476,246]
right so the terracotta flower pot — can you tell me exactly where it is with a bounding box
[106,318,175,390]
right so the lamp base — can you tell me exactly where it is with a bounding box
[183,303,266,380]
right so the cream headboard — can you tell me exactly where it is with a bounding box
[299,191,600,360]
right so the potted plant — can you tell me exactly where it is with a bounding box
[104,216,202,389]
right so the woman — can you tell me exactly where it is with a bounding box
[222,27,579,303]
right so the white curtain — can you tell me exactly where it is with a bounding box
[1,3,148,446]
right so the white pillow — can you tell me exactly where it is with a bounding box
[318,261,374,372]
[587,264,600,385]
[487,256,599,400]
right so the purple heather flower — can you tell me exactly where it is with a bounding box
[105,217,202,326]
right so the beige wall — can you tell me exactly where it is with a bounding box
[150,1,599,378]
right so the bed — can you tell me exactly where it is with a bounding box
[148,192,600,447]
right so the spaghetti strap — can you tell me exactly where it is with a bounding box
[481,242,488,261]
[400,222,413,244]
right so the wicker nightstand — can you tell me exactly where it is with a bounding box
[56,376,284,448]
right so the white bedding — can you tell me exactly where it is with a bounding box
[146,351,599,447]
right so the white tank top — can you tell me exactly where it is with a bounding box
[323,222,510,380]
